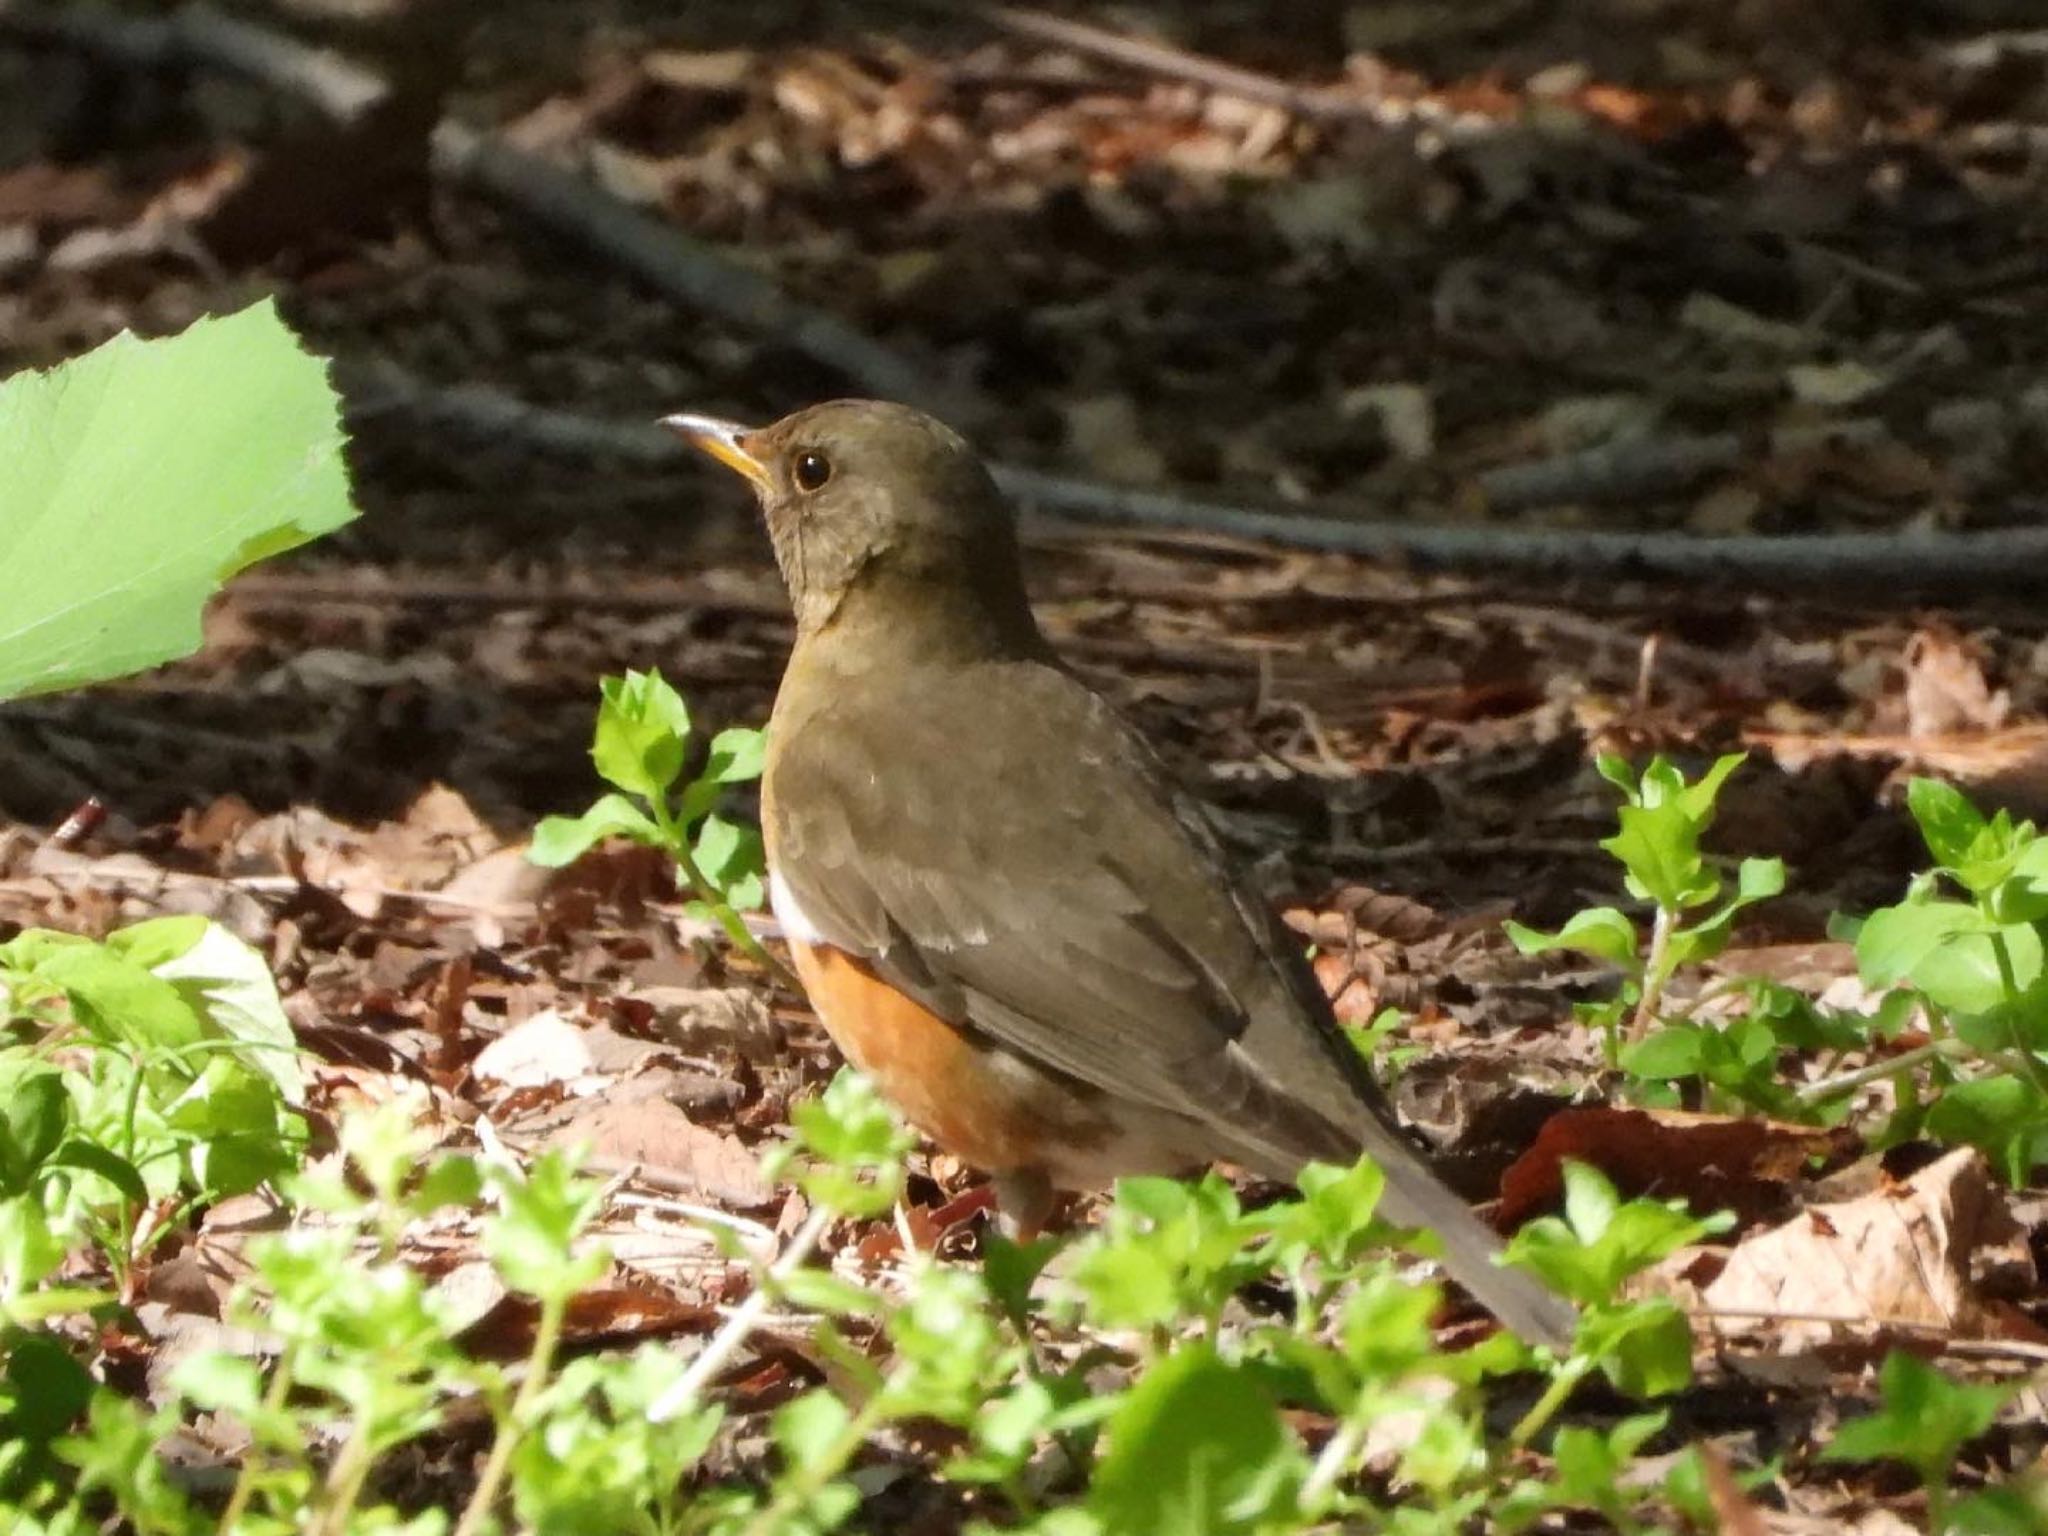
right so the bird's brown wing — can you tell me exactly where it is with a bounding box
[770,656,1579,1350]
[767,658,1383,1171]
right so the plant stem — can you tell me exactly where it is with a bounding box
[739,1388,892,1536]
[652,798,799,992]
[1989,932,2048,1097]
[311,1414,378,1536]
[1794,1037,1965,1104]
[647,1199,834,1424]
[219,1352,298,1530]
[451,1287,571,1536]
[1508,1356,1593,1451]
[1628,907,1677,1041]
[1299,1408,1367,1512]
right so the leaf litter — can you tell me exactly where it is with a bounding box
[1,0,2046,1526]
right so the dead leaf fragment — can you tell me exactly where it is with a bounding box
[1495,1107,1854,1228]
[1903,624,2009,738]
[546,1096,770,1208]
[1702,1147,2022,1348]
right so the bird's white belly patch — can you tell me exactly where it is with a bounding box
[770,866,830,946]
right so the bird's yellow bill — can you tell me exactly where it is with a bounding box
[662,413,770,490]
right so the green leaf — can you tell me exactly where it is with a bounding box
[1604,801,1717,912]
[1675,753,1747,823]
[1505,1162,1732,1302]
[1913,924,2042,1016]
[1595,755,1642,804]
[0,1197,65,1298]
[1504,908,1639,969]
[25,938,204,1050]
[484,1152,607,1303]
[147,920,304,1104]
[529,792,663,867]
[102,915,209,971]
[1736,856,1787,902]
[773,1389,851,1466]
[1925,1076,2048,1184]
[1907,778,1989,870]
[1990,837,2048,924]
[980,1230,1060,1325]
[693,813,764,892]
[3,1328,96,1441]
[1855,900,1989,991]
[591,669,692,800]
[1577,1298,1695,1397]
[781,1068,913,1218]
[1562,1158,1620,1245]
[703,726,767,784]
[1821,1350,2011,1492]
[0,299,357,701]
[1089,1343,1302,1535]
[0,1073,69,1192]
[46,1140,149,1208]
[1619,1024,1706,1080]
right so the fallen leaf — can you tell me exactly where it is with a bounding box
[1702,1147,2024,1348]
[1495,1107,1856,1227]
[545,1095,771,1208]
[1903,624,2009,737]
[472,1010,599,1091]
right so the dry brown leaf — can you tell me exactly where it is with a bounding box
[1494,1106,1856,1228]
[459,1280,716,1357]
[1701,1147,2022,1348]
[545,1096,770,1208]
[471,1010,599,1091]
[1903,624,2009,738]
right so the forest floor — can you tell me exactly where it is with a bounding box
[3,0,2047,1529]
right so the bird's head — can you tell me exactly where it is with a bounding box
[665,399,1035,647]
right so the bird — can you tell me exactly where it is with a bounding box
[664,399,1577,1351]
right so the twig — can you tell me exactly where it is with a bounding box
[895,0,1359,121]
[995,463,2048,591]
[646,1199,833,1424]
[427,123,963,418]
[1477,431,1744,510]
[0,0,385,121]
[336,358,2048,592]
[25,5,2048,590]
[341,356,685,466]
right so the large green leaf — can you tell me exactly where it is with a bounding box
[0,299,357,700]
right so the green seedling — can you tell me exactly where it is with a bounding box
[531,667,774,968]
[1820,1350,2014,1531]
[1839,779,2048,1182]
[1507,754,1785,1074]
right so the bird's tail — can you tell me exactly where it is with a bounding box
[1234,1115,1578,1353]
[1368,1132,1579,1353]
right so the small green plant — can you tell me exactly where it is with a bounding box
[1503,1161,1729,1430]
[530,668,772,965]
[1503,760,2048,1177]
[1506,754,1785,1074]
[1838,779,2048,1182]
[43,1094,723,1536]
[1820,1350,2016,1531]
[0,916,307,1507]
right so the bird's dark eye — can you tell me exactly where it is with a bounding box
[793,451,832,492]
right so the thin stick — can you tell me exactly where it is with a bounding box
[647,1199,833,1424]
[897,0,1357,121]
[341,359,2048,592]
